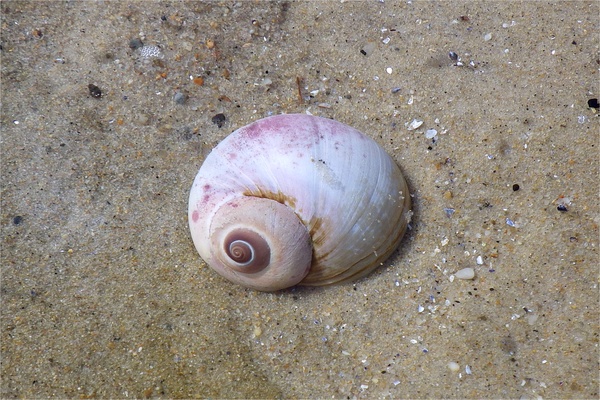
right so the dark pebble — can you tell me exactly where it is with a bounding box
[557,204,568,212]
[212,113,226,128]
[13,216,23,225]
[588,98,599,109]
[88,84,102,98]
[129,38,144,50]
[512,184,520,191]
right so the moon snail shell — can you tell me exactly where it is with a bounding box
[188,114,411,291]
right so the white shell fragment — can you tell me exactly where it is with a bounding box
[139,45,162,58]
[455,268,475,280]
[425,129,438,139]
[407,119,423,131]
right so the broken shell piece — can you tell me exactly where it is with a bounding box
[407,119,423,131]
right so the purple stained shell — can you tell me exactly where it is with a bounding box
[188,114,411,291]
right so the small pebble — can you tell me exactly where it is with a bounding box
[448,362,460,372]
[211,113,226,128]
[129,38,144,50]
[425,129,438,139]
[588,98,599,109]
[443,208,455,217]
[257,77,272,86]
[13,216,23,225]
[136,113,150,126]
[173,92,187,105]
[253,325,262,338]
[455,268,475,280]
[88,84,102,98]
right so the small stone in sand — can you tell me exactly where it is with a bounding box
[455,268,475,280]
[448,362,460,372]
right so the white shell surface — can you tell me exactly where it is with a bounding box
[189,114,411,289]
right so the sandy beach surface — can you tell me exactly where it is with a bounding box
[1,1,598,398]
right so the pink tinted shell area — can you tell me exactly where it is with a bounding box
[191,209,200,223]
[188,177,232,247]
[188,113,375,231]
[217,114,371,164]
[241,115,316,153]
[232,114,363,155]
[189,181,235,224]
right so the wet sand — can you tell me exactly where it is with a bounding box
[1,1,598,398]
